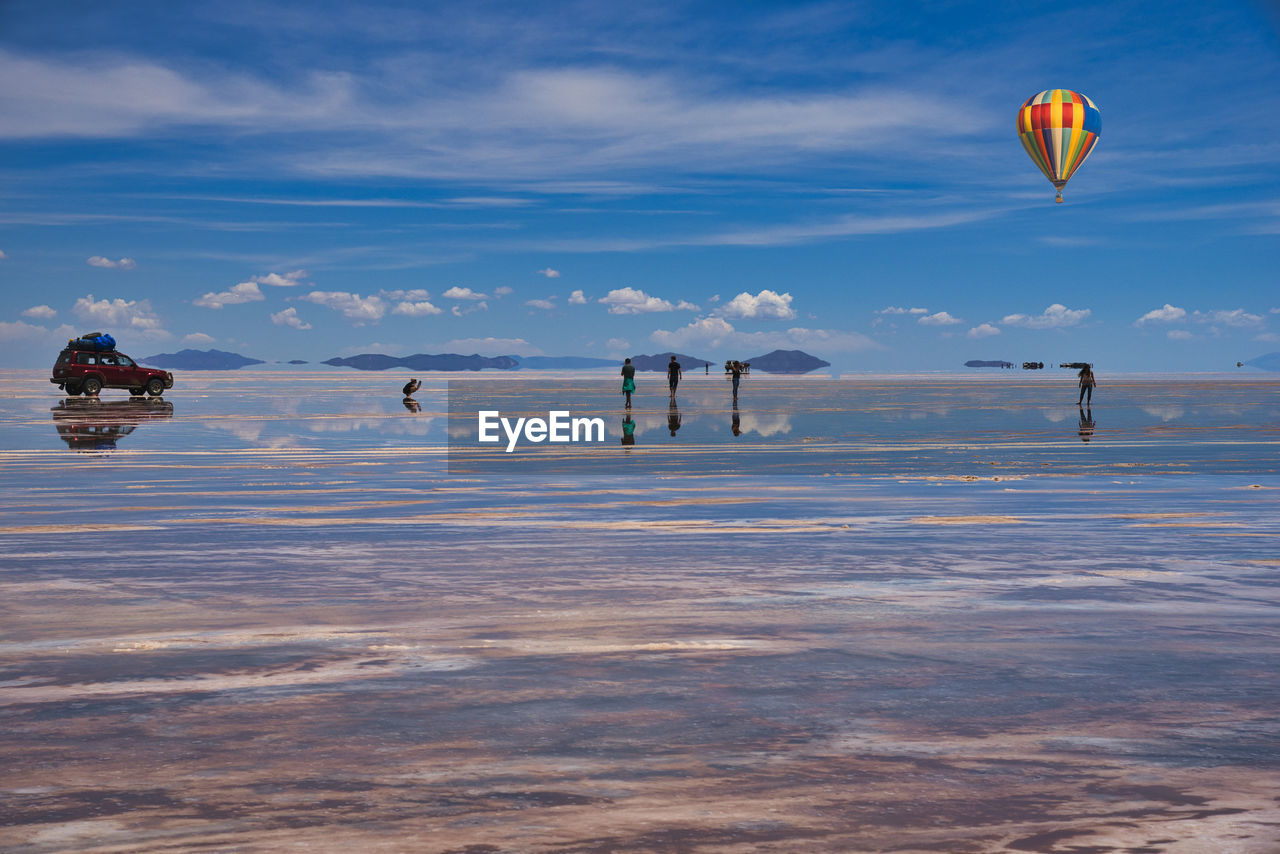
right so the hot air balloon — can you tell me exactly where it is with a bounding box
[1016,89,1100,203]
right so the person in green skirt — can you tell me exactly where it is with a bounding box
[621,358,636,408]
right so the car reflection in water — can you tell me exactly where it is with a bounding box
[52,397,175,452]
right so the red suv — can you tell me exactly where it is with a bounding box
[51,348,174,397]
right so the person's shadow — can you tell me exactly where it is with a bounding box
[1077,406,1096,442]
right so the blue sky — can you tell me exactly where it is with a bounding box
[2,0,1278,371]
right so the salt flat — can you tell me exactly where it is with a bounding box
[1,371,1278,853]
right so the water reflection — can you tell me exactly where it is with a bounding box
[403,398,422,413]
[1078,406,1096,443]
[51,397,174,453]
[731,400,742,437]
[621,412,636,446]
[667,399,682,437]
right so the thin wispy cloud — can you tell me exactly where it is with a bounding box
[87,255,136,269]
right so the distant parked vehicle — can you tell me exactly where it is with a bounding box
[50,335,174,397]
[1021,361,1045,370]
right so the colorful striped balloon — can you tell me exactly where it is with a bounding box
[1016,89,1100,203]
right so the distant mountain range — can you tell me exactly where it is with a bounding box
[628,352,711,371]
[515,356,619,369]
[965,360,1013,368]
[746,349,830,373]
[1244,352,1280,371]
[141,349,265,370]
[324,353,519,371]
[136,348,832,373]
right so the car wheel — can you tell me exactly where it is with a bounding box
[130,387,145,396]
[82,377,103,396]
[146,378,166,396]
[64,382,82,396]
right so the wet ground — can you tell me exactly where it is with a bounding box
[1,370,1278,853]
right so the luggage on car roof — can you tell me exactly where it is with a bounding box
[68,332,116,352]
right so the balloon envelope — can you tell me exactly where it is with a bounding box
[1017,89,1100,202]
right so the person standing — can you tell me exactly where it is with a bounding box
[621,358,636,408]
[730,360,743,400]
[1077,365,1096,405]
[667,355,682,397]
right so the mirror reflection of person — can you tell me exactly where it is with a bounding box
[1077,365,1096,405]
[667,397,682,437]
[621,412,636,446]
[731,399,741,436]
[403,398,421,413]
[1078,406,1095,442]
[402,378,421,398]
[730,360,743,400]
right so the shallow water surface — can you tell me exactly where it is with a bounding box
[1,371,1278,853]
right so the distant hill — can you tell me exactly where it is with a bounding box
[746,349,830,374]
[286,359,308,365]
[965,360,1013,368]
[324,353,519,371]
[142,349,265,370]
[1244,352,1280,371]
[515,355,619,369]
[629,352,711,372]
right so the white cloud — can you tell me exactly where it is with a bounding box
[525,297,555,310]
[1001,304,1090,329]
[878,306,928,315]
[708,294,721,303]
[442,286,488,300]
[0,319,77,345]
[1135,304,1187,325]
[600,286,675,314]
[494,286,514,297]
[254,269,308,287]
[270,307,313,329]
[441,337,542,356]
[450,301,488,317]
[719,289,795,320]
[391,299,442,317]
[651,316,736,348]
[537,268,561,278]
[73,294,165,333]
[606,337,630,352]
[1167,329,1193,340]
[87,256,136,269]
[1254,332,1280,343]
[381,288,432,301]
[675,300,700,311]
[967,323,1000,338]
[1193,308,1263,327]
[0,250,7,259]
[300,290,386,323]
[194,280,264,308]
[22,304,56,319]
[651,316,876,354]
[568,289,587,305]
[918,311,961,326]
[182,332,217,346]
